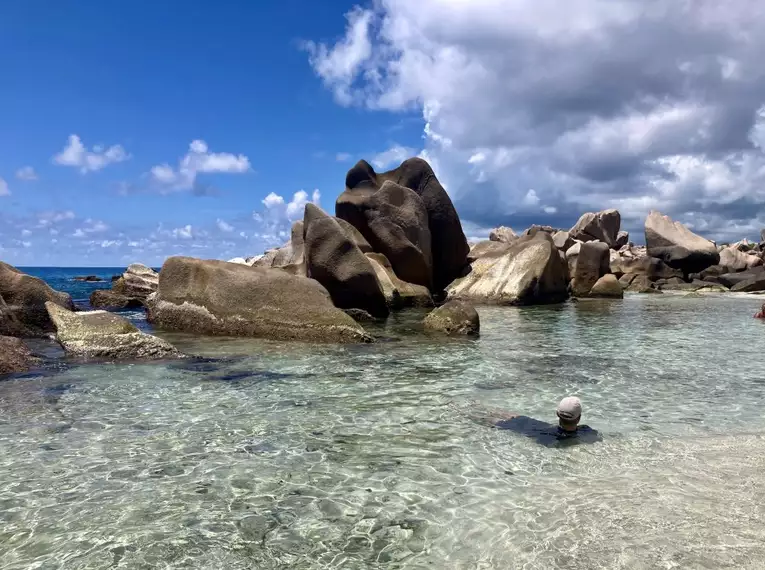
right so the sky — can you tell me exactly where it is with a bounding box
[2,0,765,266]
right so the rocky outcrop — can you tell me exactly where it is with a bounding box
[112,264,159,301]
[148,256,371,343]
[365,253,433,309]
[569,209,621,247]
[552,231,576,251]
[0,261,75,337]
[645,211,719,274]
[730,273,765,292]
[470,240,512,260]
[446,232,568,305]
[718,268,765,289]
[571,242,610,297]
[610,254,681,280]
[89,289,144,310]
[46,302,180,360]
[489,226,518,243]
[718,246,763,272]
[0,336,35,375]
[614,231,629,249]
[423,300,480,336]
[337,158,469,291]
[355,181,433,289]
[626,275,662,293]
[589,274,623,298]
[304,204,389,318]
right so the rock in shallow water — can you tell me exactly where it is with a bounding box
[645,210,719,274]
[589,274,623,298]
[89,289,144,310]
[46,302,181,360]
[148,256,371,343]
[423,300,480,336]
[0,336,35,375]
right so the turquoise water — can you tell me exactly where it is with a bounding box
[2,271,765,568]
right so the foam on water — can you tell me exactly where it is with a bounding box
[2,295,765,568]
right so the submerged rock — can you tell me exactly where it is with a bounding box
[446,232,568,305]
[0,261,75,337]
[0,336,35,375]
[148,256,371,343]
[304,204,389,319]
[46,302,180,360]
[645,211,719,274]
[423,300,479,336]
[338,158,469,291]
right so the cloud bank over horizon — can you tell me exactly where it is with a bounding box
[307,0,765,242]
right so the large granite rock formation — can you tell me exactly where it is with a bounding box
[0,336,35,375]
[610,254,681,280]
[148,256,371,343]
[365,253,433,308]
[113,263,159,301]
[89,289,144,310]
[337,158,469,291]
[571,242,610,297]
[489,226,519,244]
[423,300,480,336]
[445,232,568,305]
[718,246,763,272]
[46,302,180,360]
[356,181,433,289]
[645,211,719,274]
[0,261,75,337]
[570,210,621,247]
[304,204,389,318]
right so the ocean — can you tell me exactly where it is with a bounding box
[2,267,765,568]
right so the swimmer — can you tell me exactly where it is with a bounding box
[492,396,601,447]
[754,303,765,319]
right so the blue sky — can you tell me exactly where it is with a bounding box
[2,1,765,266]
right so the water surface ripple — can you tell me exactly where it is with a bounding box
[2,295,765,569]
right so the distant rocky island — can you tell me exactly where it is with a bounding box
[2,156,764,375]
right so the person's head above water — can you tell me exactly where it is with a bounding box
[556,396,582,432]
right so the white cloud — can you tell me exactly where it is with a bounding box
[150,139,251,192]
[21,229,32,237]
[53,134,130,173]
[307,1,765,241]
[371,144,417,169]
[73,229,86,238]
[0,178,9,197]
[216,218,234,232]
[173,225,194,240]
[38,210,75,227]
[253,189,322,246]
[16,166,38,181]
[336,152,352,162]
[262,192,285,208]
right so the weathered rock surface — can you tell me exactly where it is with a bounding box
[645,211,719,274]
[89,289,144,310]
[719,246,763,272]
[610,254,681,280]
[113,264,159,301]
[718,267,765,289]
[626,275,662,293]
[589,274,623,298]
[0,261,75,337]
[446,232,568,305]
[489,226,519,243]
[148,256,371,343]
[570,209,621,247]
[46,302,180,360]
[614,231,630,249]
[338,158,469,291]
[522,225,555,236]
[730,274,765,292]
[565,243,582,276]
[571,242,610,297]
[470,240,512,260]
[365,253,433,309]
[0,336,35,375]
[552,231,576,251]
[424,300,480,336]
[304,204,389,318]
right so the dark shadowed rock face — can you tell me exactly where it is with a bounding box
[446,232,569,305]
[610,255,681,280]
[0,261,75,337]
[46,302,180,360]
[0,336,35,375]
[730,274,765,292]
[89,290,144,310]
[571,242,610,297]
[365,253,433,309]
[424,300,480,336]
[645,211,719,274]
[148,256,371,344]
[304,204,389,319]
[570,210,621,247]
[338,158,469,292]
[718,267,765,289]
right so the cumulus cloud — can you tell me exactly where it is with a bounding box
[53,134,130,173]
[37,210,75,227]
[371,144,417,169]
[307,0,765,241]
[16,166,38,181]
[0,178,9,197]
[216,218,234,232]
[150,139,251,192]
[254,189,322,245]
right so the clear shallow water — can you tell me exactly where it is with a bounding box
[3,273,765,568]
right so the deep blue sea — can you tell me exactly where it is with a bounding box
[3,267,765,568]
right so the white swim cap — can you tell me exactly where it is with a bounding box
[556,396,582,420]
